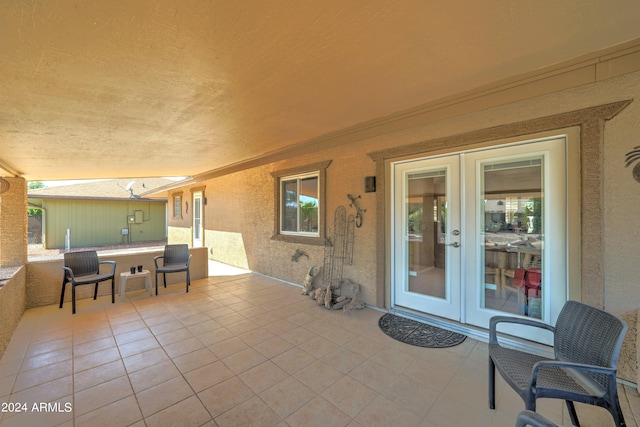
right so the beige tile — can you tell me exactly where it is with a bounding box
[286,395,351,427]
[356,394,422,427]
[21,347,73,371]
[198,376,255,418]
[122,347,170,374]
[73,358,127,392]
[114,327,154,346]
[222,347,267,374]
[129,360,181,393]
[75,395,142,427]
[322,375,378,418]
[13,359,73,392]
[381,374,438,418]
[253,336,294,359]
[347,359,398,392]
[295,359,346,394]
[298,335,340,358]
[321,347,367,375]
[143,395,212,427]
[136,376,195,417]
[118,336,160,358]
[209,336,249,359]
[260,376,317,419]
[162,336,204,358]
[184,360,234,392]
[172,347,218,373]
[239,360,290,394]
[215,395,281,427]
[272,347,316,374]
[73,336,116,357]
[73,376,133,416]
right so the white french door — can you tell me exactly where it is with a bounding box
[393,155,462,320]
[392,137,569,343]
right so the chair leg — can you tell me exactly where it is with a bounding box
[565,401,580,427]
[610,399,627,427]
[93,282,99,300]
[163,273,167,288]
[72,285,76,314]
[155,271,159,295]
[186,270,190,293]
[111,278,115,304]
[489,357,496,409]
[59,280,67,309]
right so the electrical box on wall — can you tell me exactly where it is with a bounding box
[134,210,143,224]
[127,215,135,223]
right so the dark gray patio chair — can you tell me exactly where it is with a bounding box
[59,250,116,314]
[515,410,558,427]
[489,300,628,427]
[154,244,192,295]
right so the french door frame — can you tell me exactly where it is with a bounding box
[389,129,580,342]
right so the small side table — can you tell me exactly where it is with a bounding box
[119,269,152,301]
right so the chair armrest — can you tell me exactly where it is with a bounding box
[530,360,617,391]
[62,266,75,280]
[99,260,116,276]
[154,255,164,268]
[489,316,555,345]
[186,254,192,266]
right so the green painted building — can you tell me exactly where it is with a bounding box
[28,179,171,249]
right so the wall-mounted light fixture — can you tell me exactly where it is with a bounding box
[0,178,9,194]
[364,176,376,193]
[625,146,640,182]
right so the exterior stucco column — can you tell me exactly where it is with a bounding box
[0,177,28,267]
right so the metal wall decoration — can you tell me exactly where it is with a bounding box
[347,193,366,228]
[624,146,640,182]
[323,206,355,293]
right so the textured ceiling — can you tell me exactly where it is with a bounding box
[1,1,640,181]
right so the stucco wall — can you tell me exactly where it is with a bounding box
[0,267,26,359]
[169,70,640,382]
[26,248,208,309]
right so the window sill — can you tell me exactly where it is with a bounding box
[271,234,325,246]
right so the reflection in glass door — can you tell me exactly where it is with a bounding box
[480,158,543,319]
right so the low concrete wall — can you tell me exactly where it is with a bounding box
[26,247,208,309]
[0,266,26,359]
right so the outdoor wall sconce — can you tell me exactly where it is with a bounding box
[0,178,9,194]
[625,146,640,182]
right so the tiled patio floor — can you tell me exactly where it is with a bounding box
[0,268,638,426]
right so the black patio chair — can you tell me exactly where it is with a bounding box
[154,244,192,295]
[515,410,558,427]
[59,250,116,314]
[489,300,628,427]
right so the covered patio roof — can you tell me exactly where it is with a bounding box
[1,1,640,182]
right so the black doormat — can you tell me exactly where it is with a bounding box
[378,313,466,348]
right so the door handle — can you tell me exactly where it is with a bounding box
[446,242,460,248]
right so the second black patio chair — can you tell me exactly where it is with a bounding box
[59,250,116,314]
[489,300,628,427]
[154,244,192,295]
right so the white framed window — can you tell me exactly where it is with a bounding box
[281,173,319,236]
[271,160,331,245]
[173,194,182,218]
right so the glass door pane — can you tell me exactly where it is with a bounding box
[407,169,447,299]
[393,155,461,321]
[481,158,543,319]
